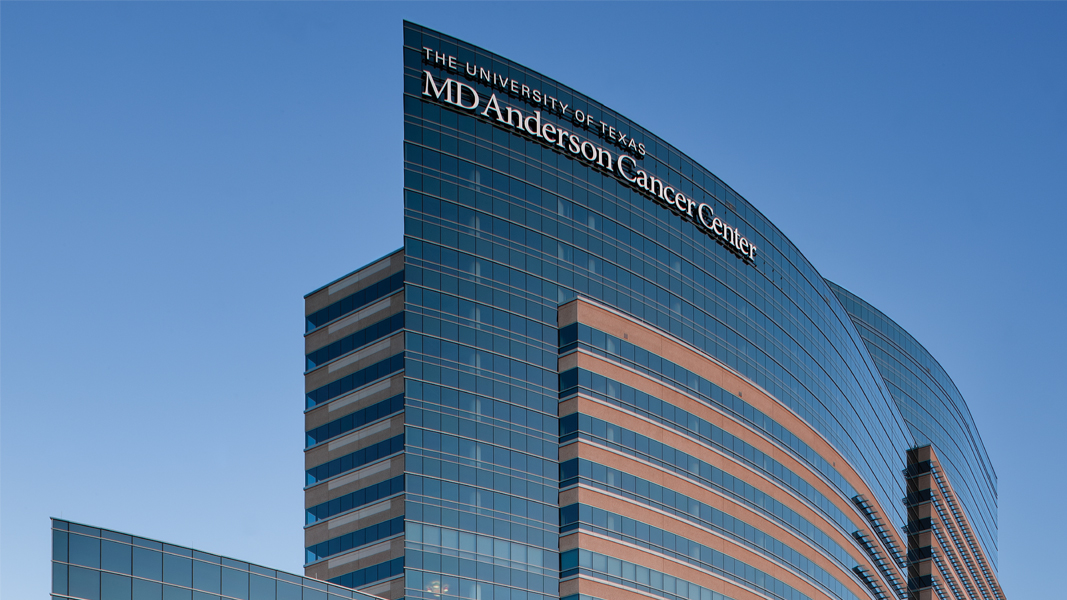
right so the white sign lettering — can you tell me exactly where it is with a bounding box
[420,70,758,262]
[423,47,646,157]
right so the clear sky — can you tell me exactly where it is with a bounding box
[2,2,1064,599]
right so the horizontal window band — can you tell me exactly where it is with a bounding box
[563,412,856,533]
[306,517,405,564]
[561,322,858,502]
[326,557,404,589]
[306,476,404,525]
[306,271,404,333]
[307,313,405,371]
[560,458,857,571]
[562,546,808,600]
[306,354,405,409]
[306,435,405,486]
[561,376,856,532]
[563,503,862,600]
[307,394,405,448]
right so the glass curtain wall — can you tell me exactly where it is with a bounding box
[401,21,914,600]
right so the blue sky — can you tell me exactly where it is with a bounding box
[3,2,1064,598]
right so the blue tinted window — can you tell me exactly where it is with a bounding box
[306,354,405,409]
[163,554,192,586]
[570,326,858,500]
[70,523,101,537]
[133,579,162,600]
[102,539,133,574]
[69,565,101,600]
[133,547,163,580]
[574,412,856,533]
[306,517,405,563]
[221,567,249,600]
[102,573,132,600]
[306,394,405,447]
[193,560,221,592]
[163,584,192,600]
[574,504,858,600]
[306,272,404,332]
[277,581,301,600]
[327,557,404,588]
[69,533,101,568]
[568,458,855,570]
[306,434,405,485]
[53,530,68,562]
[306,475,404,524]
[307,313,405,370]
[249,574,276,600]
[52,562,68,595]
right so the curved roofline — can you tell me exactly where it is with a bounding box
[825,279,997,480]
[407,19,918,482]
[404,25,915,440]
[404,21,832,297]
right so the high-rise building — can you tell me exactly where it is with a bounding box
[301,21,1004,600]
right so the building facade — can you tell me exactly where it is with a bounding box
[302,21,1004,600]
[50,519,383,600]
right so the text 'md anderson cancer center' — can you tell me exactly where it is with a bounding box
[51,21,1006,600]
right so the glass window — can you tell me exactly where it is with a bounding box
[221,558,248,570]
[193,560,221,592]
[163,544,192,558]
[52,562,68,595]
[102,573,132,600]
[192,551,218,564]
[102,540,133,575]
[163,554,193,587]
[70,524,101,537]
[132,537,163,551]
[277,581,301,600]
[69,533,101,568]
[163,584,192,600]
[53,530,68,562]
[249,565,274,578]
[133,547,163,580]
[69,565,101,600]
[221,567,249,600]
[133,579,162,600]
[249,574,276,600]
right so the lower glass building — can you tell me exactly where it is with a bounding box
[51,519,382,600]
[299,21,1005,600]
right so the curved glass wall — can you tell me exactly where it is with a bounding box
[402,21,917,600]
[828,282,999,570]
